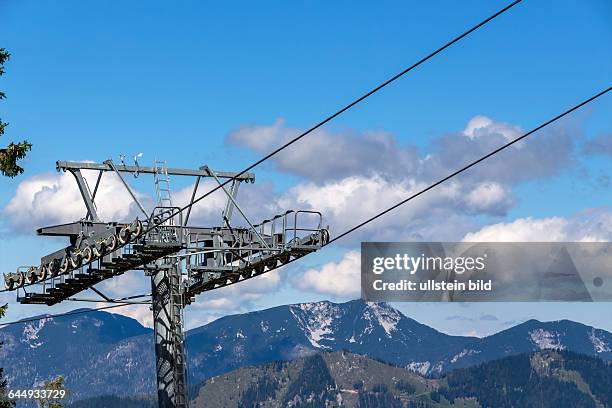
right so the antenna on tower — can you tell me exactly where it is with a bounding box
[133,153,143,178]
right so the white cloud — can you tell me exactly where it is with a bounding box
[226,118,288,152]
[98,268,285,329]
[227,119,418,182]
[168,178,281,230]
[3,170,151,233]
[1,167,269,234]
[462,209,612,242]
[294,250,361,298]
[98,271,150,299]
[3,115,575,242]
[0,115,598,325]
[277,175,512,243]
[293,208,612,301]
[582,133,612,157]
[465,182,514,215]
[462,217,569,242]
[170,179,228,225]
[3,166,514,247]
[462,115,522,142]
[106,303,153,328]
[220,115,577,247]
[463,115,494,138]
[227,115,573,185]
[184,268,285,328]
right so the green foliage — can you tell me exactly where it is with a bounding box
[68,395,156,408]
[197,350,610,407]
[357,384,402,408]
[406,401,438,408]
[0,49,9,139]
[36,376,67,408]
[0,49,8,75]
[394,379,416,395]
[0,48,31,178]
[0,304,15,408]
[238,376,279,408]
[282,354,337,408]
[439,352,603,408]
[564,351,612,407]
[429,390,442,403]
[0,141,32,177]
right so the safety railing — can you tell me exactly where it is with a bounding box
[284,210,323,245]
[146,207,184,245]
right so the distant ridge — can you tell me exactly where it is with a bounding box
[1,299,610,400]
[192,349,612,408]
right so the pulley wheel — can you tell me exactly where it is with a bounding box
[106,235,118,252]
[118,227,131,245]
[81,246,93,264]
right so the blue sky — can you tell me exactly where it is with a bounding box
[0,0,611,336]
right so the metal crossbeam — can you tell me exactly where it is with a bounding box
[57,160,256,181]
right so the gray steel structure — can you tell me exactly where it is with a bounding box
[3,160,329,408]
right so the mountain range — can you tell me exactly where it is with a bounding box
[192,349,612,408]
[0,299,611,401]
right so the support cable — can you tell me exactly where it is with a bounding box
[140,0,524,234]
[0,0,524,298]
[2,86,609,327]
[66,299,152,305]
[0,303,137,328]
[325,86,611,246]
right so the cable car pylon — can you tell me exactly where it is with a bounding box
[3,159,329,408]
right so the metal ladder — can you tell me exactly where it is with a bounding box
[154,160,173,208]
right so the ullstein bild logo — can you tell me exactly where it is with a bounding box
[361,242,612,302]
